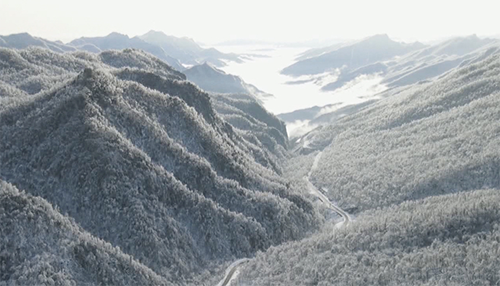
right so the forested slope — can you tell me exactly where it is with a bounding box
[299,52,500,212]
[231,50,500,285]
[237,188,500,285]
[210,93,289,164]
[0,47,321,284]
[0,180,171,285]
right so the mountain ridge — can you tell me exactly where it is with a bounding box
[139,30,242,67]
[281,34,425,76]
[0,47,321,284]
[183,62,271,102]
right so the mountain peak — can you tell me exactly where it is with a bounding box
[140,30,172,41]
[106,32,129,39]
[364,34,393,43]
[73,67,121,106]
[2,32,37,42]
[372,33,390,39]
[187,62,225,76]
[143,30,167,37]
[200,61,215,69]
[7,32,33,38]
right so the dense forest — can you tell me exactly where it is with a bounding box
[0,47,320,284]
[309,52,500,212]
[236,188,500,285]
[231,44,500,286]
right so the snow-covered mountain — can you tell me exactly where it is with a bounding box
[0,47,320,284]
[140,30,242,67]
[0,31,244,73]
[281,34,424,76]
[0,32,77,53]
[294,50,500,211]
[2,31,500,286]
[68,32,185,70]
[184,62,271,102]
[280,35,500,136]
[233,44,500,286]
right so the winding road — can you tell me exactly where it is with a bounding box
[216,151,350,286]
[305,151,352,225]
[217,258,250,286]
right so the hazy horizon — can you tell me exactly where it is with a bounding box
[2,0,500,45]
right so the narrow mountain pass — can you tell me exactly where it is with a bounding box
[216,151,351,285]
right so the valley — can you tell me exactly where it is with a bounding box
[1,15,500,285]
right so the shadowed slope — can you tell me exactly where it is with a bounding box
[0,49,321,282]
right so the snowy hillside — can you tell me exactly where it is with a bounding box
[230,47,500,286]
[304,52,500,212]
[0,47,320,284]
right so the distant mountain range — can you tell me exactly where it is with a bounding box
[281,34,500,136]
[0,31,243,72]
[0,32,77,53]
[281,34,425,76]
[68,31,185,70]
[285,34,498,94]
[140,30,242,67]
[381,34,499,88]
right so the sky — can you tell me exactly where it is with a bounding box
[1,0,499,44]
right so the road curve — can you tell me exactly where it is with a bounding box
[215,151,349,286]
[216,258,250,286]
[306,151,351,224]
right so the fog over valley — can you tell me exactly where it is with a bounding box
[214,45,388,114]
